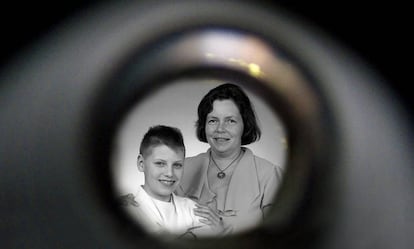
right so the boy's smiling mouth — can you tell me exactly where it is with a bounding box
[159,179,176,186]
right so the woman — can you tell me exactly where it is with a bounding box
[176,83,283,234]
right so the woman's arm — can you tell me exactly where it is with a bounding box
[261,165,283,218]
[193,203,225,232]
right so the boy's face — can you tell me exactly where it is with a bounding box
[138,144,184,202]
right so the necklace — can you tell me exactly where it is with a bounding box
[210,150,243,179]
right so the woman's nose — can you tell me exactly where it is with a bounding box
[216,121,226,132]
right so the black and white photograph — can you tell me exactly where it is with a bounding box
[113,80,288,239]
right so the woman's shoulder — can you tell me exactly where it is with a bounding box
[184,152,209,171]
[254,155,277,169]
[185,151,208,163]
[244,148,274,167]
[245,148,283,174]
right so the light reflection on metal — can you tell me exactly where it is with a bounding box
[167,30,318,122]
[248,63,263,77]
[204,54,264,78]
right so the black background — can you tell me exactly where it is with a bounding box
[1,1,411,114]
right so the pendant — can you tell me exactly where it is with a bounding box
[217,172,226,179]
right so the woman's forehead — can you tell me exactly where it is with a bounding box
[209,99,241,115]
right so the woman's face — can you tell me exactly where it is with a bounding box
[205,99,244,157]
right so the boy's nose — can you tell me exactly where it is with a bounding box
[164,165,174,177]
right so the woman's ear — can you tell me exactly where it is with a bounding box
[137,154,145,172]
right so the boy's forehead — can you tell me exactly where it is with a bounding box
[144,144,185,157]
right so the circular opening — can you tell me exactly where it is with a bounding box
[91,28,332,247]
[111,76,288,238]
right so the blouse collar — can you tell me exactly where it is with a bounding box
[187,148,261,211]
[225,148,260,211]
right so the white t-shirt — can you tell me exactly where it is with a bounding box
[123,186,216,238]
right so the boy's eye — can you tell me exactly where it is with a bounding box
[154,161,165,167]
[173,163,183,169]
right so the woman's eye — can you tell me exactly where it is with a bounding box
[227,119,237,124]
[207,119,217,124]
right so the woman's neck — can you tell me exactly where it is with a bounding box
[211,148,242,162]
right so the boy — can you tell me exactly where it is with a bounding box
[121,125,220,239]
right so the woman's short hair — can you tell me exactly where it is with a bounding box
[196,83,261,145]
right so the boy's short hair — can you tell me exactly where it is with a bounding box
[139,125,185,157]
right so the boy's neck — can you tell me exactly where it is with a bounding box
[141,185,172,202]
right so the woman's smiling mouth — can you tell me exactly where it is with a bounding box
[214,137,230,142]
